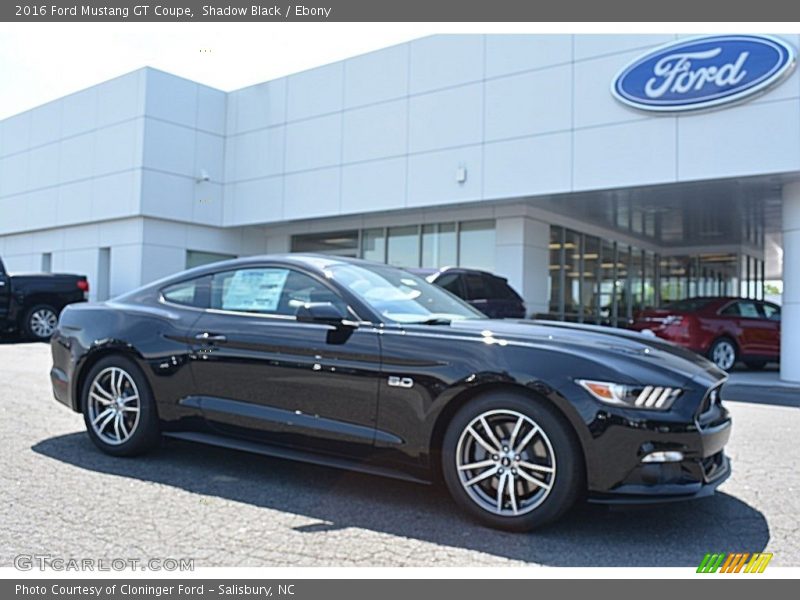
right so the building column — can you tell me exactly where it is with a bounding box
[781,182,800,383]
[494,216,550,317]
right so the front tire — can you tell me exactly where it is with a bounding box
[81,355,160,457]
[441,392,583,532]
[23,304,59,340]
[709,337,738,371]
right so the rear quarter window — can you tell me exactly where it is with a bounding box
[161,276,210,308]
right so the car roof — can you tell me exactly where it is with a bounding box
[189,253,385,275]
[666,297,774,311]
[116,253,398,301]
[407,266,498,277]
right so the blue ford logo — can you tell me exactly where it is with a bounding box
[612,35,796,112]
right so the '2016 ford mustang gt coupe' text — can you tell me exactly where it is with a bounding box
[50,255,731,531]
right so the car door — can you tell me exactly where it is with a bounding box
[187,265,382,458]
[758,302,782,356]
[724,300,770,355]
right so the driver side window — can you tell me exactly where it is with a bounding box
[210,267,346,317]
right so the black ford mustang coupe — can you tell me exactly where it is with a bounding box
[50,254,732,531]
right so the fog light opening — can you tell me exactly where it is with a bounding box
[641,450,684,463]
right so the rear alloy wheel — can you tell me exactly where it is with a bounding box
[442,393,582,531]
[81,356,160,456]
[709,338,737,371]
[24,304,58,340]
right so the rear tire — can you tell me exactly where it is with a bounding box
[708,337,738,371]
[81,355,160,457]
[23,304,58,341]
[441,391,583,532]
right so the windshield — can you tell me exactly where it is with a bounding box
[328,263,484,324]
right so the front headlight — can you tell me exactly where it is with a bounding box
[576,379,681,410]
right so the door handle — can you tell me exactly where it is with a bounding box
[195,332,227,343]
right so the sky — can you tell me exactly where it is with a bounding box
[0,23,433,119]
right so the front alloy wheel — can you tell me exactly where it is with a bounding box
[456,410,556,516]
[442,392,583,531]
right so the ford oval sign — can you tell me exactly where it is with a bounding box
[612,35,796,112]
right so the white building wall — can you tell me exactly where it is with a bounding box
[0,33,799,317]
[220,33,800,229]
[5,34,799,241]
[0,218,145,301]
[140,69,227,227]
[139,218,268,284]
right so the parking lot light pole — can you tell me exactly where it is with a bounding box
[781,181,800,383]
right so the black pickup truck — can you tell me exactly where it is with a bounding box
[0,257,89,341]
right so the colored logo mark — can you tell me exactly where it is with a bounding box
[612,35,796,112]
[697,552,773,573]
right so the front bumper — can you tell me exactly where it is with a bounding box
[50,365,72,409]
[587,452,731,504]
[49,330,79,411]
[582,396,732,504]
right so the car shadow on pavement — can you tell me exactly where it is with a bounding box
[32,432,770,567]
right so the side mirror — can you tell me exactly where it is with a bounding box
[296,301,349,326]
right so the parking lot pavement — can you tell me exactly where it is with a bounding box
[1,342,798,568]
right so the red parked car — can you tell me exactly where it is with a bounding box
[629,297,781,371]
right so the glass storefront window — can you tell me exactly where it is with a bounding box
[598,240,616,326]
[291,230,359,256]
[582,235,600,324]
[615,199,630,230]
[387,225,420,267]
[421,223,457,268]
[643,251,656,309]
[361,228,386,263]
[292,220,495,271]
[458,220,496,272]
[564,230,581,321]
[629,247,647,317]
[548,227,564,319]
[616,245,631,323]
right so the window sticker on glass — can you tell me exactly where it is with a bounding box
[222,268,289,313]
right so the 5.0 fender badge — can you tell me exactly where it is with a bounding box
[388,376,414,389]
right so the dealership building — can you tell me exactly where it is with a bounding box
[0,34,798,381]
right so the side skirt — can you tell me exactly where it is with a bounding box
[162,431,431,486]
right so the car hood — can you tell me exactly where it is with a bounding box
[438,318,726,386]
